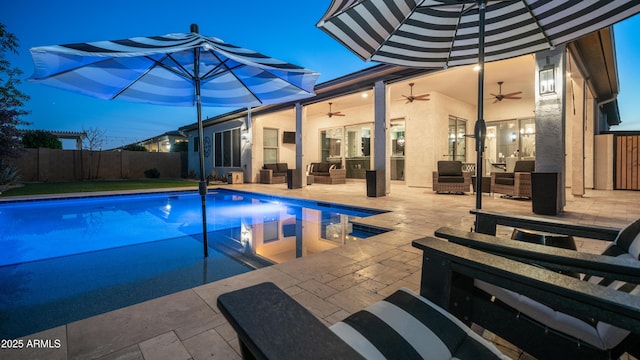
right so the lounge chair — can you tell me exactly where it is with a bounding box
[216,236,640,359]
[434,209,640,359]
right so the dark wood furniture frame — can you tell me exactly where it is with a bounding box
[217,234,640,359]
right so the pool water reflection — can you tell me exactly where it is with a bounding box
[0,189,388,338]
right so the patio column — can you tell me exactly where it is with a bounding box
[373,80,390,195]
[295,102,306,188]
[242,107,253,183]
[535,46,566,211]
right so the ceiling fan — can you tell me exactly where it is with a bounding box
[490,81,522,103]
[327,102,345,117]
[402,83,430,103]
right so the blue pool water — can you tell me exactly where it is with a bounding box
[0,189,387,338]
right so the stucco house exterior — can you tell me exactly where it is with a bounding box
[179,27,622,212]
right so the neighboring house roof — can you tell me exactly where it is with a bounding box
[137,130,187,144]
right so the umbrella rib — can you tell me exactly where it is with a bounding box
[203,49,263,104]
[110,54,192,100]
[445,2,477,69]
[519,0,554,48]
[201,57,234,80]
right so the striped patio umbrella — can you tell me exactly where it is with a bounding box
[29,24,319,257]
[318,0,640,213]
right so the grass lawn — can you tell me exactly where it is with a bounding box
[0,179,200,197]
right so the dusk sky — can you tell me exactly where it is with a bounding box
[3,1,640,149]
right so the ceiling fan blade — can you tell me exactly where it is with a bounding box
[489,93,499,97]
[503,91,523,97]
[413,94,430,101]
[493,98,500,104]
[503,95,522,100]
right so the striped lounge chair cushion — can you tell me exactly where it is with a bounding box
[329,288,509,360]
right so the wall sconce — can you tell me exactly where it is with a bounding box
[510,132,517,142]
[241,128,249,140]
[539,65,555,95]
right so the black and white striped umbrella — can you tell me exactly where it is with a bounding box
[317,0,639,68]
[318,0,640,212]
[29,24,319,257]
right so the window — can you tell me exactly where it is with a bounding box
[344,124,372,179]
[263,221,279,243]
[193,136,199,152]
[263,128,278,164]
[320,128,342,163]
[484,118,535,174]
[214,128,241,167]
[391,119,405,180]
[448,116,467,162]
[215,133,222,165]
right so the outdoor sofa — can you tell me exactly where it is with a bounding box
[308,162,346,184]
[260,163,288,184]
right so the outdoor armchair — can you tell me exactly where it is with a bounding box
[260,163,288,184]
[490,160,534,198]
[432,160,471,194]
[434,211,640,359]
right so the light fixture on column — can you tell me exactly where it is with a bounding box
[539,57,555,95]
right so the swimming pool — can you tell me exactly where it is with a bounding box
[0,188,388,338]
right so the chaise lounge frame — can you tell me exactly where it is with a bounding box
[216,235,640,359]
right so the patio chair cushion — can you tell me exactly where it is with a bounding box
[264,163,278,172]
[494,177,515,186]
[330,288,509,359]
[476,278,639,351]
[317,162,330,173]
[475,218,640,351]
[276,163,289,174]
[609,218,640,259]
[438,161,463,177]
[513,160,535,173]
[438,176,465,183]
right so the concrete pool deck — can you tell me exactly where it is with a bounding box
[2,182,639,360]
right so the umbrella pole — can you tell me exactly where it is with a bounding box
[192,25,209,258]
[197,94,209,258]
[474,1,487,225]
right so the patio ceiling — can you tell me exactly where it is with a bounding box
[305,55,536,118]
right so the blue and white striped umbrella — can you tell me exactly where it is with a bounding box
[29,26,319,107]
[318,0,640,213]
[29,24,319,257]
